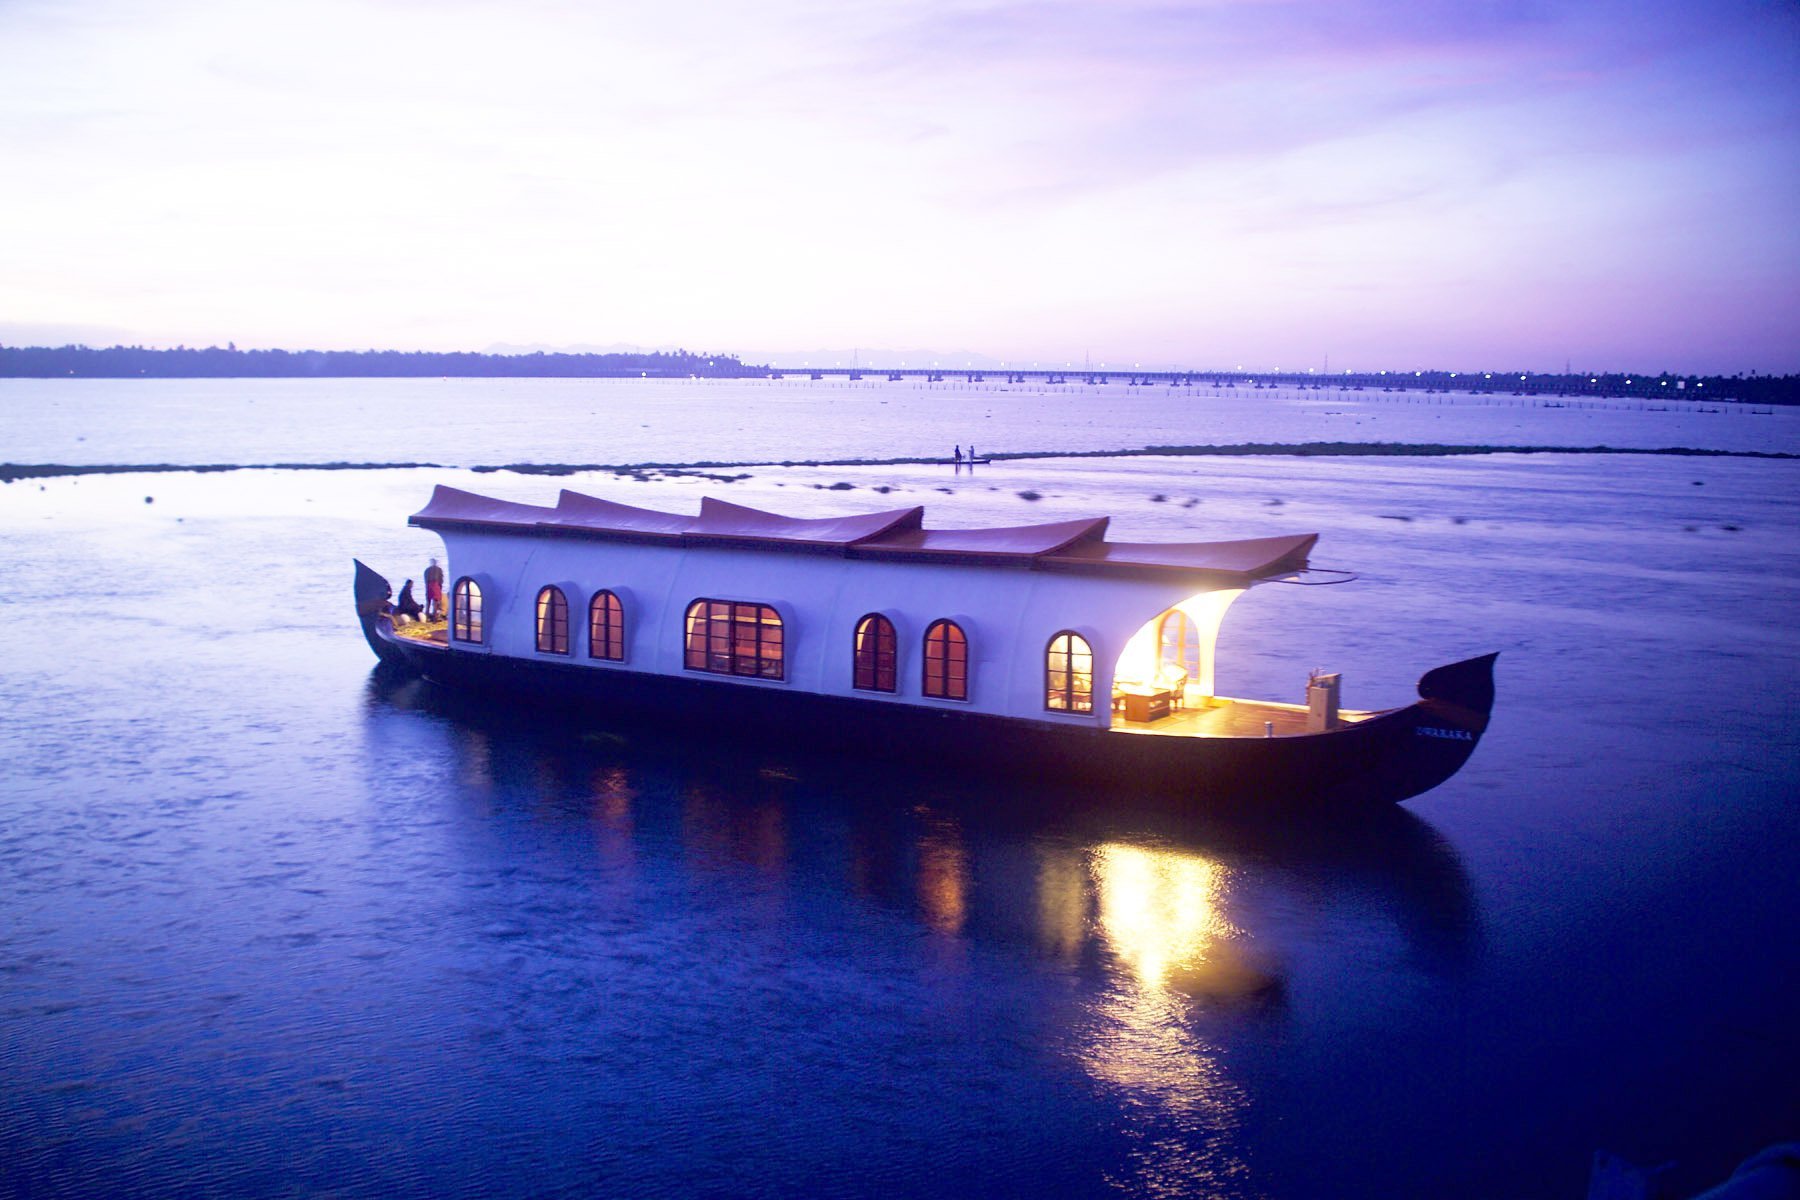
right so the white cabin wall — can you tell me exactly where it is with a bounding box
[1006,573,1192,721]
[422,528,1230,724]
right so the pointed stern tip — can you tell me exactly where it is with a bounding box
[354,559,392,617]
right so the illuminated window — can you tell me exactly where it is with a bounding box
[452,577,483,643]
[1046,631,1093,713]
[922,619,968,700]
[535,585,570,655]
[853,613,897,692]
[589,589,624,661]
[684,599,784,679]
[1158,610,1200,680]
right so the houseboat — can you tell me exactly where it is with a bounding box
[354,486,1496,807]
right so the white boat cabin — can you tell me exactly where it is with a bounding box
[406,486,1322,731]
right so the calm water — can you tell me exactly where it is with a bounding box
[4,375,1798,467]
[2,380,1796,1198]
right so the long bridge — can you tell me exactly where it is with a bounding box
[760,367,1755,403]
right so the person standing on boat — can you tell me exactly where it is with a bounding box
[953,445,963,464]
[424,557,445,621]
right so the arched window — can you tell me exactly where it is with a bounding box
[853,613,897,692]
[1158,610,1200,681]
[452,577,483,643]
[684,599,784,679]
[922,619,968,700]
[535,585,570,655]
[589,590,624,661]
[1045,631,1094,713]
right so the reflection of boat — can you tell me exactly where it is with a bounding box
[360,668,1482,976]
[354,488,1496,808]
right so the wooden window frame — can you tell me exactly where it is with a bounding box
[852,613,898,693]
[589,589,625,662]
[683,599,785,680]
[1045,630,1094,713]
[452,576,483,643]
[535,585,571,655]
[922,619,968,701]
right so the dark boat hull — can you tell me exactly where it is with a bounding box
[353,562,1495,809]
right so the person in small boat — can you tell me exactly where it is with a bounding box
[424,557,445,620]
[394,579,424,623]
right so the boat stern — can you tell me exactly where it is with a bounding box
[352,559,406,665]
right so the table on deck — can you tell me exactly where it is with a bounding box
[1116,686,1174,723]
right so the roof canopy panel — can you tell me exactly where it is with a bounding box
[410,484,560,528]
[552,490,694,537]
[689,497,924,546]
[1047,532,1319,579]
[409,486,1316,580]
[864,517,1109,557]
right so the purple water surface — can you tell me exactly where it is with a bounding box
[1,384,1796,1198]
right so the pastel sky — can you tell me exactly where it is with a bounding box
[2,0,1796,372]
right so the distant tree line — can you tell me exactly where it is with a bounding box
[0,344,766,379]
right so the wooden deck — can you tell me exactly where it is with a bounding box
[1111,694,1375,739]
[390,618,449,645]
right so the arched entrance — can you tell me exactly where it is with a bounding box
[1110,589,1245,722]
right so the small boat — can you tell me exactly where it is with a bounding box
[355,487,1496,809]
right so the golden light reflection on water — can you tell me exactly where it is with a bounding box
[915,817,969,936]
[1077,842,1260,1196]
[1034,847,1089,963]
[588,767,635,868]
[1091,843,1238,990]
[681,785,789,876]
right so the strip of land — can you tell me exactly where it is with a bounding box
[2,442,1795,484]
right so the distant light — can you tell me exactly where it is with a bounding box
[1697,382,1704,387]
[1485,373,1492,379]
[1591,378,1598,383]
[1626,379,1633,384]
[1520,375,1526,381]
[1450,372,1458,377]
[1661,380,1668,386]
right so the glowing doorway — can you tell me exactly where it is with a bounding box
[1112,589,1244,710]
